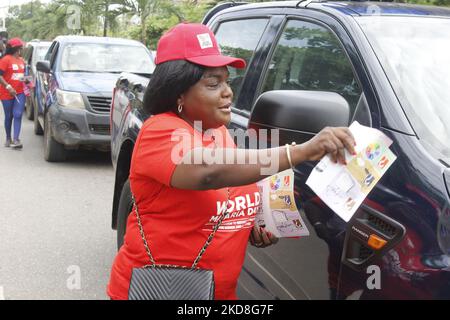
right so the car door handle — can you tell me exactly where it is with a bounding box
[342,205,406,271]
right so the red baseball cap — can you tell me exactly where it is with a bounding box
[155,23,246,69]
[7,38,24,48]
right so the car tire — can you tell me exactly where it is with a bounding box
[34,98,43,135]
[44,112,67,162]
[117,179,132,251]
[25,95,34,120]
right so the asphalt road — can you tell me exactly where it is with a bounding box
[0,114,117,300]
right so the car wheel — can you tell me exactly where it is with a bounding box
[34,99,43,135]
[117,179,132,251]
[25,95,34,120]
[44,112,67,162]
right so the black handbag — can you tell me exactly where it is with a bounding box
[128,189,230,300]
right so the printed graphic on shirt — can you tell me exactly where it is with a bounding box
[203,191,261,232]
[11,73,24,81]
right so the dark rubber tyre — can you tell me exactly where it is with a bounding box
[44,112,67,162]
[117,179,132,250]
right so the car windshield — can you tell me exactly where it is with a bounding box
[35,45,50,62]
[357,16,450,158]
[60,43,154,74]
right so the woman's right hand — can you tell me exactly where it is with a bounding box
[7,86,17,97]
[298,127,356,164]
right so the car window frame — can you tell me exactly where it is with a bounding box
[45,41,56,62]
[49,42,60,71]
[256,15,365,121]
[210,16,272,116]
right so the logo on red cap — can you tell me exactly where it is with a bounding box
[155,23,245,69]
[197,33,213,49]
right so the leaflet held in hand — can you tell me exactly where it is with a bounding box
[256,169,310,237]
[306,121,397,222]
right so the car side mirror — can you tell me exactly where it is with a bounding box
[249,90,350,145]
[36,60,51,74]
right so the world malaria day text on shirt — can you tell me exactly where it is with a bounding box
[203,191,261,232]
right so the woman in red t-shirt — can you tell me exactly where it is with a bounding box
[107,23,356,300]
[0,38,26,149]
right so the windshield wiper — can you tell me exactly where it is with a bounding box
[63,70,99,73]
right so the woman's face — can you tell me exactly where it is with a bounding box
[180,67,233,130]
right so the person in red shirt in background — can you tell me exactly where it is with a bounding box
[0,38,26,149]
[107,23,356,300]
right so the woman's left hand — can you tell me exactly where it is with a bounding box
[249,225,279,248]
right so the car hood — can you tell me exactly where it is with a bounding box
[57,72,118,94]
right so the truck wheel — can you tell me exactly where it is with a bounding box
[117,179,132,250]
[26,95,34,120]
[34,99,43,135]
[44,113,66,162]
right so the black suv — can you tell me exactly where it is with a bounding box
[110,1,450,299]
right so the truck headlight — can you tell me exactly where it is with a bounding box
[56,89,85,109]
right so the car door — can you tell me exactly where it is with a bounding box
[36,41,55,119]
[39,41,59,116]
[213,7,408,299]
[252,13,371,300]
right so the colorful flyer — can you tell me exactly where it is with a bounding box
[256,169,310,238]
[306,121,397,222]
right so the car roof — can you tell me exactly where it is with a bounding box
[216,1,450,18]
[53,35,144,46]
[314,1,450,17]
[27,40,52,47]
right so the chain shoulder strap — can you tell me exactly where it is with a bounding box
[132,188,230,269]
[191,187,230,268]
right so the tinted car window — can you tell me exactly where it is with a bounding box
[50,43,59,69]
[45,42,56,61]
[215,19,269,104]
[262,19,361,114]
[23,45,33,63]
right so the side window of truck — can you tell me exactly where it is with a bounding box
[262,19,362,114]
[45,42,56,61]
[49,43,60,70]
[214,19,269,103]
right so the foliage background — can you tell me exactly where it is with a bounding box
[3,0,450,49]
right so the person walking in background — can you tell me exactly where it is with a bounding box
[0,38,26,149]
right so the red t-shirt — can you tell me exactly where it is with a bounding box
[107,112,260,300]
[0,55,25,100]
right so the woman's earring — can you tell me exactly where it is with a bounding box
[178,104,183,113]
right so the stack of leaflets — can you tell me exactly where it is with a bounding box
[256,169,310,238]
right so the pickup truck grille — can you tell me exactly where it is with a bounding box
[87,96,112,113]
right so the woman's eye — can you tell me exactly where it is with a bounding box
[207,82,219,88]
